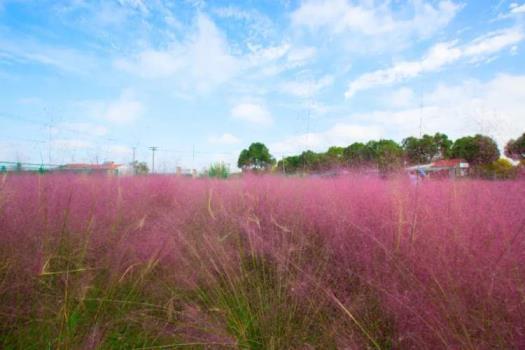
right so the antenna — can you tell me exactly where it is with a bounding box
[44,106,54,164]
[419,87,423,138]
[303,78,314,174]
[192,144,195,171]
[149,146,158,173]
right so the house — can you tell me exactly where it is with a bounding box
[57,161,121,175]
[428,159,469,178]
[405,159,469,179]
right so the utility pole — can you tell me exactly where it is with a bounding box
[132,146,137,175]
[149,146,158,174]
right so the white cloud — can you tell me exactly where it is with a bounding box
[103,94,143,124]
[77,90,144,124]
[117,0,148,14]
[115,14,315,93]
[365,74,525,148]
[55,122,108,137]
[273,74,525,156]
[115,49,183,78]
[213,6,275,42]
[107,145,132,157]
[51,139,92,150]
[279,75,334,98]
[231,103,273,125]
[510,3,525,14]
[286,46,317,64]
[345,28,524,98]
[115,14,240,93]
[208,133,241,145]
[291,0,460,52]
[16,97,43,105]
[0,36,96,74]
[385,87,416,109]
[464,29,524,57]
[271,124,382,155]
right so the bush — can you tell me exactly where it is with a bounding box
[479,158,518,179]
[207,162,230,179]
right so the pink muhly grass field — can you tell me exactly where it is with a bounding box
[0,173,524,349]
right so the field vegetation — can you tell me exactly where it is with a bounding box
[0,174,524,349]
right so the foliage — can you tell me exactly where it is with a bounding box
[505,132,525,160]
[277,155,301,174]
[298,150,322,172]
[207,162,230,179]
[402,133,452,164]
[238,142,275,171]
[132,161,149,175]
[366,139,404,174]
[322,146,345,168]
[451,134,500,165]
[343,142,368,168]
[479,158,518,179]
[278,140,404,175]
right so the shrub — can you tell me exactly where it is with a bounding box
[207,162,230,179]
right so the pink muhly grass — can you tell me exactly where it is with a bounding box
[0,173,523,348]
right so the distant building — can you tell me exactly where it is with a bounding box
[176,166,197,178]
[406,159,469,179]
[58,161,121,175]
[429,159,469,178]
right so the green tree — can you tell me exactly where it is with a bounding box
[451,134,500,165]
[208,162,230,179]
[237,142,275,171]
[368,139,404,174]
[402,133,452,165]
[505,132,525,161]
[321,146,344,169]
[479,158,517,179]
[277,155,301,174]
[433,132,453,159]
[343,142,368,167]
[132,161,149,175]
[299,150,322,172]
[402,135,437,164]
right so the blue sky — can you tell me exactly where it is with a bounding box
[1,0,524,171]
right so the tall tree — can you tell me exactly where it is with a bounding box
[343,142,367,167]
[237,142,275,171]
[433,133,453,159]
[369,139,404,174]
[505,132,525,161]
[402,133,452,164]
[451,134,500,165]
[322,146,345,168]
[299,150,322,172]
[132,161,149,175]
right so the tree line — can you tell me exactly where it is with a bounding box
[236,132,525,178]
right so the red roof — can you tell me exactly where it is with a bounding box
[61,162,120,170]
[431,159,467,168]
